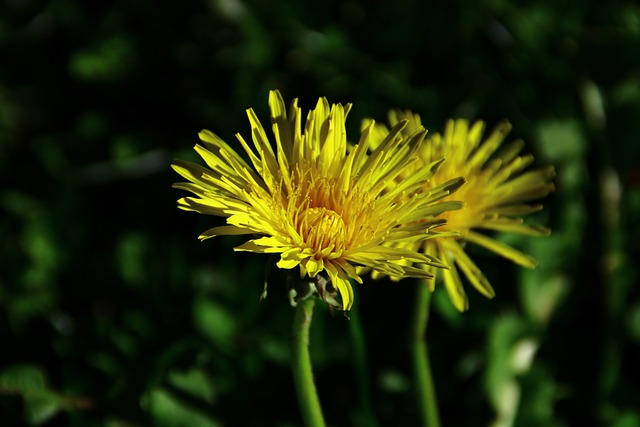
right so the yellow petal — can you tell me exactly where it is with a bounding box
[466,231,538,268]
[441,256,469,312]
[325,263,353,310]
[446,241,495,299]
[199,225,254,240]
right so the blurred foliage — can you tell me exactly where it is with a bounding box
[1,0,640,425]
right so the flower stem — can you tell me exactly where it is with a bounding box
[348,287,380,427]
[291,297,326,427]
[413,280,441,427]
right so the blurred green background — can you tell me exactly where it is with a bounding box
[1,0,640,426]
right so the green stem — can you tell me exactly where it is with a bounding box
[291,297,326,427]
[348,287,380,427]
[413,280,441,427]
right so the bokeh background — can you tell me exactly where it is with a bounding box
[2,0,640,426]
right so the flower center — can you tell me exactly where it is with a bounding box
[298,207,346,259]
[438,176,487,236]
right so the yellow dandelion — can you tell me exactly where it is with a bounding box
[367,112,555,311]
[171,91,464,310]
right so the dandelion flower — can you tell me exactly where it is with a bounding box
[367,112,555,311]
[171,91,464,310]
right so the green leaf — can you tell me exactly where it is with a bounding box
[0,364,47,392]
[0,365,62,425]
[192,298,238,350]
[168,368,215,404]
[144,387,220,427]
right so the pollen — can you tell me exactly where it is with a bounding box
[298,207,346,259]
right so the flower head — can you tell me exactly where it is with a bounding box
[367,112,555,311]
[172,91,464,310]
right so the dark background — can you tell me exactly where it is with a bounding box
[1,0,639,426]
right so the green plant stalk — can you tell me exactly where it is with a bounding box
[413,280,441,427]
[291,297,326,427]
[348,287,380,427]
